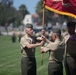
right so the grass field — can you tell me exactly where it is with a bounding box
[0,35,66,75]
[0,35,49,75]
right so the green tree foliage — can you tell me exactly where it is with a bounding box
[0,0,13,9]
[19,4,29,19]
[35,0,52,25]
[0,6,17,26]
[14,4,29,27]
[36,1,43,15]
[0,0,14,25]
[0,1,29,27]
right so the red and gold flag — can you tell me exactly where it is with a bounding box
[43,0,76,19]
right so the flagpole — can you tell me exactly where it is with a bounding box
[42,8,45,30]
[42,0,45,30]
[41,0,45,65]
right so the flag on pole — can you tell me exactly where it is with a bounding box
[43,0,76,19]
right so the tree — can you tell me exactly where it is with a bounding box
[0,0,13,8]
[12,4,30,27]
[0,1,30,27]
[0,0,14,26]
[35,0,52,26]
[0,6,17,26]
[19,4,29,19]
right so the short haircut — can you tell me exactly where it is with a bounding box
[67,22,76,28]
[25,23,33,29]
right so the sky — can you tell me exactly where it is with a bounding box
[13,0,40,14]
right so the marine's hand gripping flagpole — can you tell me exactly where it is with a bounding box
[41,0,45,65]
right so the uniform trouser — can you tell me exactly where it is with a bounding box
[21,57,36,75]
[48,61,63,75]
[65,56,76,75]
